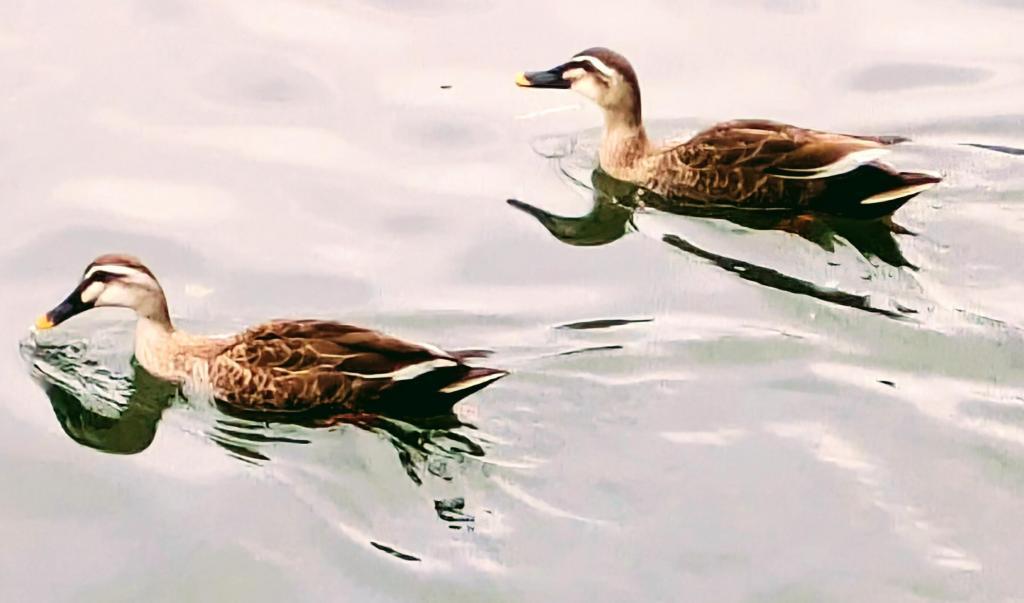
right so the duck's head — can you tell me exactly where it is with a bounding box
[516,47,642,126]
[35,254,169,331]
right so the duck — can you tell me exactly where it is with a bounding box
[516,47,941,218]
[33,254,507,418]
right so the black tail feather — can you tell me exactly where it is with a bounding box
[366,364,507,418]
[814,163,941,218]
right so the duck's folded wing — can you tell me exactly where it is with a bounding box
[222,319,455,378]
[678,119,892,180]
[210,320,505,413]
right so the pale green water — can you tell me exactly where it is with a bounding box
[2,1,1024,601]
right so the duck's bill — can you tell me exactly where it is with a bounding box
[35,283,94,331]
[515,66,570,89]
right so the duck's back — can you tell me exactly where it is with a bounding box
[641,119,939,218]
[208,319,505,416]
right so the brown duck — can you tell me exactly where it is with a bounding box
[516,47,941,218]
[34,254,507,417]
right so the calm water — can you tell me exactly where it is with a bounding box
[2,1,1024,601]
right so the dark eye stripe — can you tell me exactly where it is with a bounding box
[567,60,598,73]
[85,270,120,283]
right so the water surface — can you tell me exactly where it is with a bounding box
[2,1,1024,601]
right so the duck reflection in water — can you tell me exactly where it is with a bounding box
[27,340,177,455]
[510,168,918,319]
[24,338,486,488]
[213,403,485,487]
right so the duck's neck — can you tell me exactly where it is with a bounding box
[133,309,182,381]
[131,292,214,383]
[134,312,224,386]
[599,109,651,179]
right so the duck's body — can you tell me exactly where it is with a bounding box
[517,48,941,218]
[208,320,502,415]
[36,255,506,418]
[604,119,939,217]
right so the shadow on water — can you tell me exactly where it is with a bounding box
[962,142,1024,156]
[510,168,919,319]
[211,407,485,488]
[22,339,487,489]
[511,168,915,267]
[660,234,908,320]
[507,195,635,247]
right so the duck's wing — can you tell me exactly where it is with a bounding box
[233,319,448,373]
[676,119,890,179]
[210,320,506,415]
[664,120,939,216]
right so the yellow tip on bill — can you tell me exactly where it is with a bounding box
[34,315,54,330]
[514,72,531,87]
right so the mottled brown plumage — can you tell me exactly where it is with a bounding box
[36,255,507,418]
[517,48,941,218]
[209,319,504,416]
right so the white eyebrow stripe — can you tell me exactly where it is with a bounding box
[79,281,105,303]
[83,264,144,280]
[572,55,615,77]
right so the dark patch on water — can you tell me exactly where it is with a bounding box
[370,541,421,562]
[963,143,1024,156]
[557,318,653,330]
[552,345,625,357]
[434,497,474,529]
